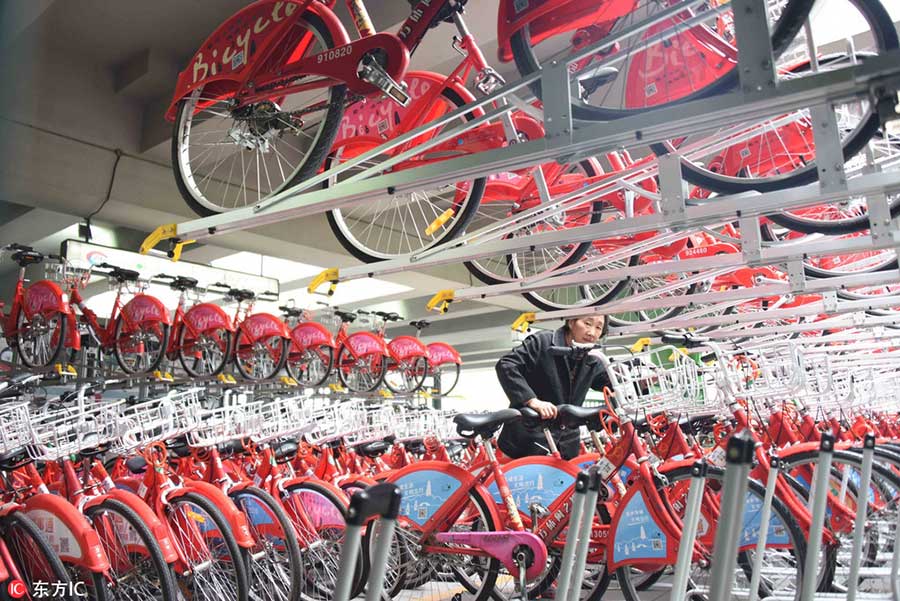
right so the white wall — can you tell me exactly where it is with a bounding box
[442,367,509,412]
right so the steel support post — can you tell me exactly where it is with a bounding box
[669,461,708,601]
[800,433,835,601]
[365,518,398,601]
[565,467,603,601]
[748,457,782,601]
[733,0,777,95]
[555,472,590,601]
[333,523,363,601]
[709,430,755,601]
[893,491,900,600]
[847,433,876,601]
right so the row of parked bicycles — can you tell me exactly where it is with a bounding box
[0,330,896,601]
[163,0,900,313]
[0,243,463,395]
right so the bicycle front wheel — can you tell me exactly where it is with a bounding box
[165,491,250,601]
[1,511,72,599]
[230,486,303,601]
[84,498,179,601]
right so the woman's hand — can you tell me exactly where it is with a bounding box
[526,398,558,420]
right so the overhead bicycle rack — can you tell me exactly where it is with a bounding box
[139,0,900,255]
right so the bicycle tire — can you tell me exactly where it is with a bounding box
[113,317,170,375]
[285,344,334,387]
[383,355,429,394]
[177,324,231,377]
[510,0,816,121]
[777,448,900,589]
[173,11,347,217]
[463,162,604,287]
[15,309,67,369]
[229,485,303,601]
[165,491,250,601]
[373,486,500,601]
[233,333,289,381]
[653,0,899,196]
[326,87,485,263]
[84,498,179,601]
[614,465,807,601]
[336,346,385,393]
[1,511,73,599]
[281,480,364,601]
[521,250,639,311]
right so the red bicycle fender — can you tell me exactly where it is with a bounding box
[239,313,290,343]
[183,302,235,334]
[345,331,388,357]
[121,294,172,326]
[22,493,111,572]
[170,482,255,548]
[776,441,823,458]
[426,342,462,366]
[22,280,68,320]
[166,0,331,120]
[290,322,335,350]
[83,489,179,564]
[387,335,428,361]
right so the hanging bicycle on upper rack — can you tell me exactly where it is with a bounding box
[165,0,899,255]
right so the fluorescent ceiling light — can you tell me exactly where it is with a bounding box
[211,252,322,280]
[281,278,412,308]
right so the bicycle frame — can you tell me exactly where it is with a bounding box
[1,267,78,352]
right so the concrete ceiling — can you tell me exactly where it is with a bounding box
[0,0,550,367]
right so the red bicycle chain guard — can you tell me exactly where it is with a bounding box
[434,530,548,580]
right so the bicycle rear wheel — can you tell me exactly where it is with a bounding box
[285,344,334,387]
[172,12,347,216]
[177,325,231,377]
[615,465,807,601]
[336,347,385,392]
[16,309,66,369]
[113,317,170,375]
[165,491,250,601]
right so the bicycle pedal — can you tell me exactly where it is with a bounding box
[359,54,410,107]
[279,376,298,387]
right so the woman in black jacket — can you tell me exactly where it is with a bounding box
[495,316,610,459]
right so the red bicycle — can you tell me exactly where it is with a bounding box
[167,0,841,227]
[66,263,172,375]
[0,244,76,369]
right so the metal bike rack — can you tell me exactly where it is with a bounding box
[708,429,755,601]
[748,455,782,601]
[800,433,835,601]
[669,460,708,601]
[563,465,603,601]
[847,433,877,601]
[333,482,402,601]
[554,471,590,601]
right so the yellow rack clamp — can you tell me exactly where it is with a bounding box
[426,289,455,314]
[140,223,178,255]
[170,239,196,262]
[511,312,536,333]
[308,268,340,296]
[424,209,455,237]
[630,337,652,353]
[279,376,299,387]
